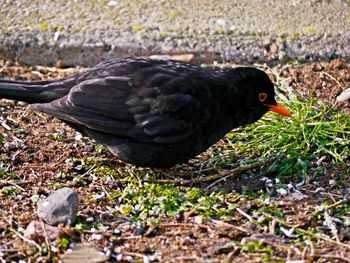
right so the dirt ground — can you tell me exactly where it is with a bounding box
[0,59,350,262]
[282,59,350,115]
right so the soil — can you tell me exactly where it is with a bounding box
[0,59,350,262]
[284,59,350,115]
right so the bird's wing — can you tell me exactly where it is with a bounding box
[32,73,211,144]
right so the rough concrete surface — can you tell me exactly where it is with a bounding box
[0,0,349,66]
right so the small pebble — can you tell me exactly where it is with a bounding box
[328,179,337,187]
[336,88,350,102]
[276,188,288,196]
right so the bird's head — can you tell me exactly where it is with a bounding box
[223,67,292,125]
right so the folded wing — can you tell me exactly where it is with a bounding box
[32,67,211,144]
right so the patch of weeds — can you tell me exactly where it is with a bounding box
[115,183,237,220]
[0,153,8,162]
[265,153,312,178]
[195,193,237,219]
[0,168,18,179]
[118,183,190,219]
[73,156,130,181]
[58,237,70,250]
[53,23,64,32]
[313,200,350,221]
[52,132,64,141]
[259,207,284,219]
[305,25,316,34]
[74,217,109,231]
[159,31,168,39]
[336,167,349,186]
[215,27,227,34]
[168,10,181,20]
[93,166,121,179]
[75,178,90,187]
[291,31,301,40]
[242,240,274,261]
[73,157,110,172]
[0,132,3,143]
[51,181,63,190]
[113,183,249,221]
[227,98,350,180]
[38,21,49,32]
[131,23,145,33]
[94,144,107,153]
[57,171,75,180]
[0,186,20,196]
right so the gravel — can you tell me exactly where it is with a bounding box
[0,0,349,66]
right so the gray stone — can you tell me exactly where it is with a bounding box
[37,187,79,226]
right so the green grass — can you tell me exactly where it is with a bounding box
[229,99,350,162]
[0,167,18,179]
[225,98,350,180]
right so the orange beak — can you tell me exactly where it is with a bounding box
[268,103,292,117]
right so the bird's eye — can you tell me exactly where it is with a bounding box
[259,92,267,102]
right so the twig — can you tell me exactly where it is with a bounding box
[150,159,271,186]
[121,251,147,258]
[155,168,215,178]
[322,72,343,88]
[261,211,350,250]
[2,211,40,251]
[0,180,33,185]
[324,211,341,243]
[204,158,274,190]
[78,164,96,178]
[174,256,199,261]
[0,180,25,191]
[153,223,209,230]
[23,156,68,170]
[9,227,42,251]
[303,239,315,258]
[317,254,350,263]
[235,207,254,223]
[40,220,52,259]
[211,219,250,233]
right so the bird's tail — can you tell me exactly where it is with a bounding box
[0,78,66,103]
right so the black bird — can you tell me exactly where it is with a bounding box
[0,57,291,167]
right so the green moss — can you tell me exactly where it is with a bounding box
[53,23,64,32]
[52,132,64,141]
[215,27,227,34]
[0,168,18,179]
[168,10,181,20]
[131,23,145,33]
[291,31,301,40]
[38,21,49,32]
[305,25,316,34]
[0,186,20,196]
[51,181,63,190]
[159,31,168,38]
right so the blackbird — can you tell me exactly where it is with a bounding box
[0,57,291,167]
